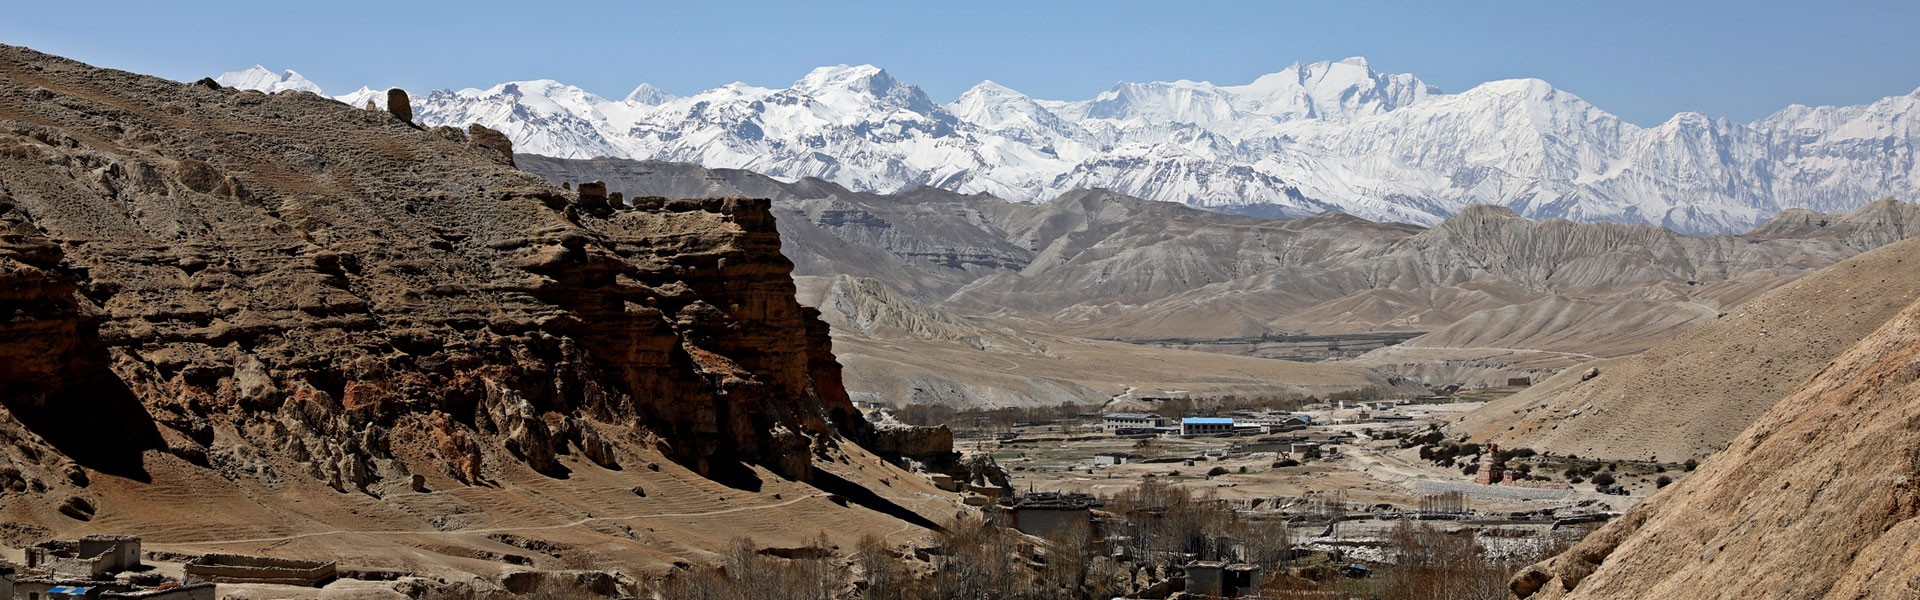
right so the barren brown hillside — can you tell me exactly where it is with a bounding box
[521,157,1920,392]
[1455,235,1920,462]
[1511,258,1920,599]
[0,43,960,585]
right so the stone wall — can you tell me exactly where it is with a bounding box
[184,554,336,587]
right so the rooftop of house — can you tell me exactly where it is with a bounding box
[1182,417,1234,425]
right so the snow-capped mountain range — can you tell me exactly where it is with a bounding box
[220,59,1920,233]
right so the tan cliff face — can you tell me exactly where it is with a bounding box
[1513,272,1920,599]
[0,43,873,517]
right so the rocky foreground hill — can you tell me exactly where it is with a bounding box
[1511,243,1920,598]
[0,44,960,582]
[1455,235,1920,462]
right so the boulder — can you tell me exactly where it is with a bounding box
[386,88,413,124]
[465,124,515,167]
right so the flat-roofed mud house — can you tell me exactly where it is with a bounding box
[25,535,141,579]
[1002,493,1098,539]
[1185,561,1263,598]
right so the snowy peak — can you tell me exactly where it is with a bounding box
[467,80,610,116]
[793,64,894,93]
[1062,57,1441,126]
[623,83,674,105]
[950,80,1053,129]
[788,64,939,115]
[953,79,1023,103]
[1080,79,1238,125]
[1223,57,1438,120]
[336,86,383,109]
[213,59,1920,234]
[215,65,323,94]
[1468,77,1563,100]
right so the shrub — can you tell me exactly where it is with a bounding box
[1591,472,1616,487]
[1656,475,1673,488]
[1206,466,1229,477]
[1684,458,1699,472]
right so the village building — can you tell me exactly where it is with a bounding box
[1180,417,1235,436]
[1093,452,1136,466]
[25,536,142,580]
[15,536,218,600]
[1102,413,1167,431]
[1,563,13,599]
[1001,493,1098,539]
[1184,561,1263,598]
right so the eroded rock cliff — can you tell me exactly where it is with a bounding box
[0,43,867,509]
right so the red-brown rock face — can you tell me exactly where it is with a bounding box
[0,44,864,502]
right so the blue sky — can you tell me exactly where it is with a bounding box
[5,0,1918,125]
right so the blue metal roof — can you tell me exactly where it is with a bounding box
[48,586,92,595]
[1105,413,1155,419]
[1182,417,1234,425]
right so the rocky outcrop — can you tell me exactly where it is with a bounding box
[867,420,955,459]
[464,124,515,167]
[0,195,94,394]
[0,42,865,510]
[387,88,413,124]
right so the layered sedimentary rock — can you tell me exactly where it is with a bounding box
[0,42,866,507]
[0,195,96,393]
